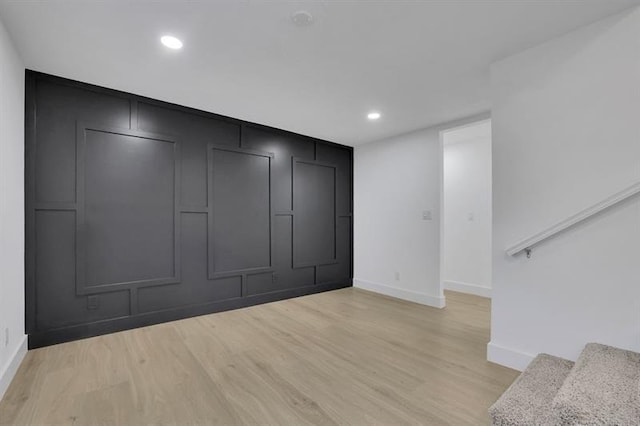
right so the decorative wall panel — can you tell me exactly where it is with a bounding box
[292,159,337,268]
[25,71,353,348]
[208,145,273,278]
[77,124,180,294]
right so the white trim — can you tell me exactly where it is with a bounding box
[354,278,446,308]
[0,334,28,400]
[487,341,534,372]
[443,280,491,298]
[506,180,640,256]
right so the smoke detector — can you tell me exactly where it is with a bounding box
[291,10,314,27]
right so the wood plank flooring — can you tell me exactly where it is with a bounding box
[0,289,518,425]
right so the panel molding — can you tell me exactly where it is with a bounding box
[207,144,275,279]
[180,205,208,214]
[29,280,352,349]
[75,122,182,295]
[24,70,353,348]
[25,73,38,335]
[34,202,77,211]
[292,157,339,269]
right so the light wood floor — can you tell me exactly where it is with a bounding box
[0,289,518,425]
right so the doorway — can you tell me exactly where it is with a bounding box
[440,120,492,298]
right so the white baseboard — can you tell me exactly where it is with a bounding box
[487,341,534,372]
[443,280,492,298]
[0,334,28,401]
[354,278,446,308]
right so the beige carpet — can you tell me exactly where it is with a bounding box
[490,343,640,425]
[552,343,640,425]
[489,353,573,425]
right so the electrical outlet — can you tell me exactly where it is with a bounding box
[87,295,100,310]
[4,327,8,348]
[394,271,400,281]
[422,210,432,221]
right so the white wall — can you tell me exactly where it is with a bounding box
[443,121,492,298]
[489,7,640,371]
[0,16,26,399]
[354,113,489,308]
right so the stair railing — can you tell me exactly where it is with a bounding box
[505,180,640,258]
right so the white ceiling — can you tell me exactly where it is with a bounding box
[1,0,638,146]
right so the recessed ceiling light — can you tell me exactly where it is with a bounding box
[291,10,313,27]
[161,35,183,50]
[367,112,381,120]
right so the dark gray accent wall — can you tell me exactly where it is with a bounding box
[25,71,353,348]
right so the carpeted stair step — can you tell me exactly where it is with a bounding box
[552,343,640,425]
[489,353,574,426]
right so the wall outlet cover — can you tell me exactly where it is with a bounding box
[87,295,100,310]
